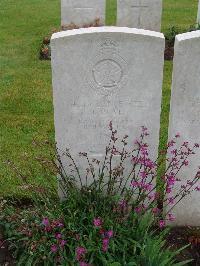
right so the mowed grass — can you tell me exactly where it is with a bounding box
[0,0,198,197]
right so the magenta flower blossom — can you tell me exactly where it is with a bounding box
[144,183,152,191]
[118,199,127,209]
[131,181,138,187]
[135,206,142,213]
[76,246,87,261]
[152,207,160,214]
[168,197,175,205]
[140,171,147,179]
[52,220,64,228]
[51,244,58,253]
[168,140,176,148]
[107,230,114,239]
[42,217,49,226]
[166,186,172,194]
[60,240,67,248]
[55,233,62,239]
[57,222,64,228]
[168,213,175,221]
[102,238,109,252]
[183,160,189,166]
[167,175,176,186]
[159,220,165,228]
[44,226,51,232]
[93,218,103,227]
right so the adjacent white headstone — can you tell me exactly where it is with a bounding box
[167,31,200,226]
[117,0,162,32]
[51,27,164,190]
[61,0,106,26]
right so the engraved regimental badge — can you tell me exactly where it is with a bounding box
[88,39,128,96]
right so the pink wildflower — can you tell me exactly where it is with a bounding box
[166,186,172,194]
[167,175,176,186]
[44,225,51,232]
[152,207,160,214]
[167,140,176,148]
[93,218,103,227]
[183,160,189,166]
[102,238,109,252]
[135,205,146,213]
[159,220,165,228]
[106,230,114,239]
[99,228,105,236]
[51,244,58,253]
[144,183,152,191]
[57,222,64,227]
[76,246,87,261]
[55,233,62,239]
[168,213,175,222]
[182,142,189,148]
[131,181,138,188]
[140,171,147,179]
[42,217,49,226]
[60,240,67,248]
[168,197,175,205]
[145,158,155,169]
[118,199,127,209]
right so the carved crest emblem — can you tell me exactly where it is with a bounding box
[87,39,128,96]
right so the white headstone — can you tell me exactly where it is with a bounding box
[51,27,164,189]
[117,0,162,32]
[167,31,200,226]
[197,0,200,25]
[61,0,106,26]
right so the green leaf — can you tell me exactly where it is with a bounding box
[108,263,121,266]
[173,259,194,266]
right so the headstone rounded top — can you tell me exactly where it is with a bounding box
[176,30,200,42]
[51,26,164,41]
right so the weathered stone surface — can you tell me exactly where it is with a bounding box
[51,27,164,189]
[61,0,106,26]
[117,0,162,32]
[167,31,200,226]
[197,0,200,24]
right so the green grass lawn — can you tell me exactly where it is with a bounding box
[0,0,198,197]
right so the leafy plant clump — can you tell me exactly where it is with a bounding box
[39,18,102,60]
[0,195,192,266]
[1,124,200,265]
[164,24,200,60]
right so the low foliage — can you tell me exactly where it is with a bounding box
[1,124,200,265]
[39,19,102,60]
[0,195,192,266]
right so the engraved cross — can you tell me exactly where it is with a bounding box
[131,0,148,26]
